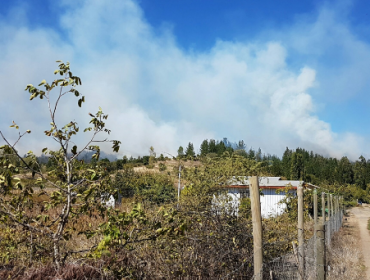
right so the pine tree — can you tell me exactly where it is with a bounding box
[354,156,367,189]
[282,147,292,179]
[216,141,226,155]
[177,146,184,158]
[248,148,255,160]
[256,148,262,162]
[200,139,209,156]
[336,156,354,184]
[269,155,283,176]
[209,139,217,153]
[185,142,195,158]
[236,140,246,150]
[290,152,304,180]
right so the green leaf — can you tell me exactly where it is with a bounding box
[71,145,77,155]
[38,80,46,86]
[78,96,85,107]
[25,84,33,90]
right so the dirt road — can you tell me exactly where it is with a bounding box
[349,205,370,279]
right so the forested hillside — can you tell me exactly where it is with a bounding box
[177,139,370,188]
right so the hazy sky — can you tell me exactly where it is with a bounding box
[1,0,370,159]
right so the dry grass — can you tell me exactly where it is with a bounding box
[132,159,202,174]
[326,216,365,280]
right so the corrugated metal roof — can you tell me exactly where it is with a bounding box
[227,176,318,189]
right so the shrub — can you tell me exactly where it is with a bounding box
[159,162,167,171]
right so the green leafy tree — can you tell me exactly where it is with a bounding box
[181,154,265,197]
[0,61,121,267]
[114,168,175,204]
[122,155,128,164]
[149,146,156,158]
[116,159,124,169]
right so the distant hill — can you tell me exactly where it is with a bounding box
[77,150,118,162]
[35,150,118,163]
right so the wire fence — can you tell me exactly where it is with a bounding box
[259,193,344,280]
[112,180,344,279]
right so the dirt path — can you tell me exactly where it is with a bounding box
[349,204,370,279]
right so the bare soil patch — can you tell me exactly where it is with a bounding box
[348,204,370,279]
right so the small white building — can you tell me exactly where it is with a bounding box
[214,177,317,218]
[101,193,116,208]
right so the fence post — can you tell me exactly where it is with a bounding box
[340,196,344,226]
[315,224,326,280]
[330,194,334,236]
[321,192,325,225]
[336,196,340,231]
[297,184,305,280]
[332,195,336,232]
[250,176,263,280]
[327,193,331,246]
[314,189,318,226]
[333,196,338,232]
[334,196,337,230]
[313,189,318,276]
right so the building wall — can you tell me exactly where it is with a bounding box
[260,189,295,218]
[213,188,296,217]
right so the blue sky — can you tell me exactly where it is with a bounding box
[0,0,370,159]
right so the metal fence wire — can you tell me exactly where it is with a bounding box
[261,194,344,280]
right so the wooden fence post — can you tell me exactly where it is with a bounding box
[340,196,344,224]
[333,196,338,231]
[327,193,331,246]
[336,196,340,230]
[330,194,336,234]
[250,176,263,280]
[297,184,305,280]
[315,224,326,280]
[314,189,318,226]
[321,192,325,225]
[313,189,318,276]
[330,195,334,234]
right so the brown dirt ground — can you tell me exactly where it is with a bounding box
[132,159,202,173]
[348,204,370,279]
